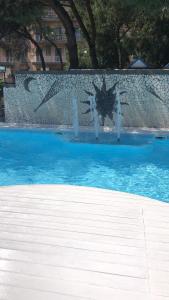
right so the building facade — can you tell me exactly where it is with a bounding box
[0,8,81,80]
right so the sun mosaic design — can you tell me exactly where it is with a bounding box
[3,70,165,127]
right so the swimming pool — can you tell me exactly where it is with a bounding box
[0,128,169,202]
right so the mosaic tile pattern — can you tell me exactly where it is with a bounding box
[3,70,169,128]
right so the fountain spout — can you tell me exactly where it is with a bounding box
[89,96,99,139]
[72,96,79,138]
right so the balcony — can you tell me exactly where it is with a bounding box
[35,34,67,43]
[0,56,14,65]
[0,53,29,65]
[36,56,63,64]
[42,15,59,21]
[42,9,59,21]
[55,34,67,41]
[0,57,9,63]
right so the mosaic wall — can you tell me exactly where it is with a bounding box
[4,69,169,128]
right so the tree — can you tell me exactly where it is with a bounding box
[126,0,169,10]
[0,0,80,69]
[0,0,47,70]
[92,0,139,68]
[35,22,64,69]
[68,0,99,68]
[0,33,30,65]
[0,0,78,70]
[1,0,169,71]
[124,13,169,68]
[46,0,98,68]
[16,26,47,71]
[0,0,43,34]
[120,0,169,67]
[81,0,169,68]
[64,0,141,68]
[47,0,79,68]
[44,36,64,70]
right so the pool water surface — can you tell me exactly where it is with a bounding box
[0,129,169,202]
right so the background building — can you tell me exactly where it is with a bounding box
[0,8,81,80]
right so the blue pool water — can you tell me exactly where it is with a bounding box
[0,129,169,202]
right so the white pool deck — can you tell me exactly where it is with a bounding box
[0,185,169,300]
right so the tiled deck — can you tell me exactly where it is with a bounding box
[0,185,168,300]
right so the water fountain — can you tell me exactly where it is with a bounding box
[4,70,169,129]
[115,90,122,142]
[72,96,79,138]
[89,96,100,139]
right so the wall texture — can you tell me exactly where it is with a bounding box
[4,69,169,128]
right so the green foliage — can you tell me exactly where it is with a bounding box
[0,0,45,38]
[78,44,92,68]
[94,0,139,68]
[122,13,169,67]
[0,0,43,25]
[0,33,30,61]
[76,0,169,68]
[125,0,169,11]
[1,0,169,69]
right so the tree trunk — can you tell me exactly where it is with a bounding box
[117,43,122,68]
[116,31,122,68]
[27,35,46,71]
[69,0,99,68]
[45,36,64,70]
[85,0,99,68]
[51,0,79,69]
[89,43,99,69]
[33,41,46,71]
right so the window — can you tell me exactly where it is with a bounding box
[45,8,56,17]
[47,8,53,16]
[35,32,41,42]
[54,27,62,35]
[20,49,28,63]
[45,46,51,56]
[52,27,65,41]
[55,48,62,63]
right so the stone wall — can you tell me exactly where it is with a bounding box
[3,69,169,128]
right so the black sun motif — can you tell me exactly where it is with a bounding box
[82,78,128,125]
